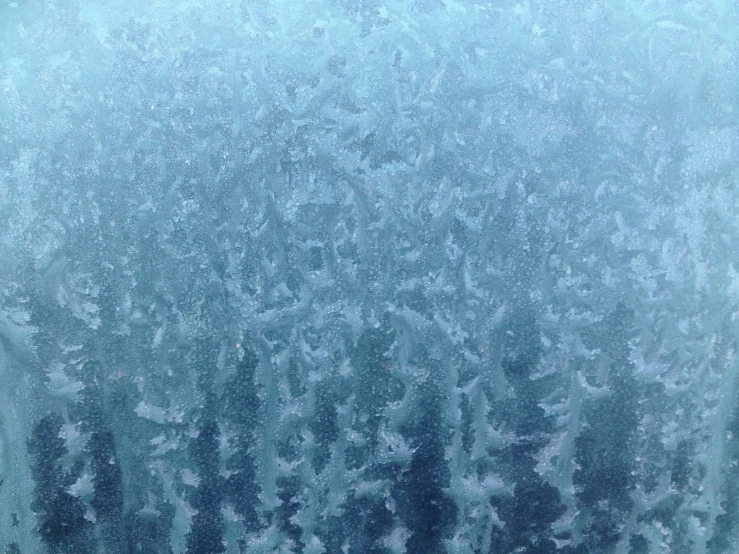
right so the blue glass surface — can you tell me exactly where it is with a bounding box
[0,1,737,553]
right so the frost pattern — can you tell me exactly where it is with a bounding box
[1,1,738,553]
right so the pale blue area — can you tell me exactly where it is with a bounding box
[0,1,738,553]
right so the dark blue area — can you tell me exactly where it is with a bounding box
[28,415,94,554]
[186,419,226,554]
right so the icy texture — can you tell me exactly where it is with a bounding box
[0,1,738,553]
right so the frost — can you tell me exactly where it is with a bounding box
[47,362,85,400]
[0,1,738,553]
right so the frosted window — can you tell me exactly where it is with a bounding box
[0,2,738,553]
